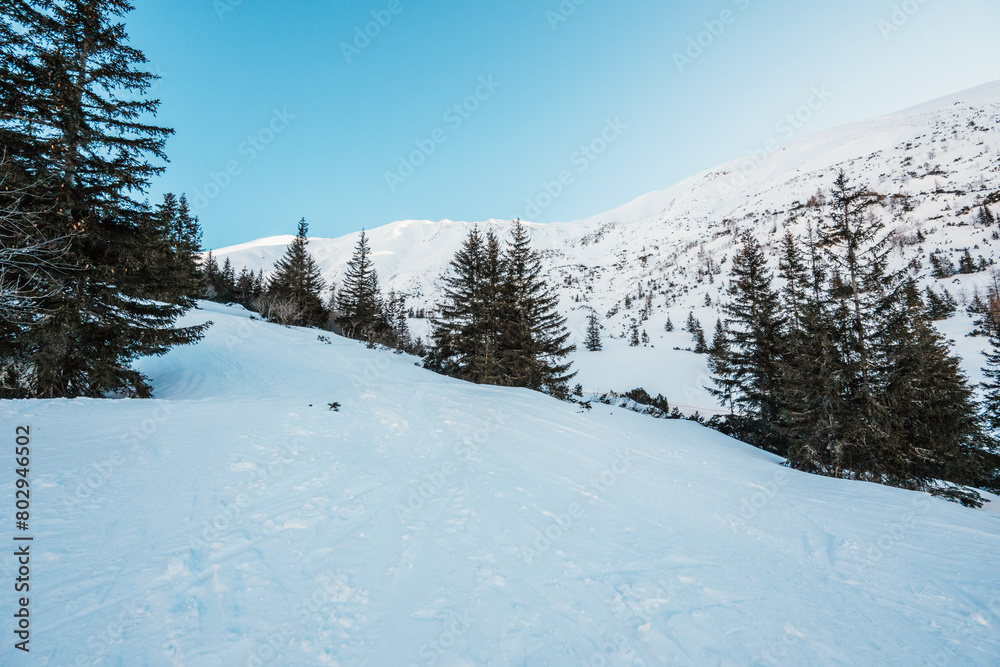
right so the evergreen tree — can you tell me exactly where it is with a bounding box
[778,226,849,473]
[693,324,708,354]
[811,171,896,475]
[427,227,494,381]
[2,0,204,398]
[929,250,955,279]
[958,249,978,274]
[983,325,1000,437]
[133,192,203,306]
[924,286,957,321]
[429,222,574,395]
[709,233,787,452]
[336,230,385,340]
[664,316,674,332]
[383,290,412,351]
[220,258,236,303]
[498,221,574,394]
[234,268,257,309]
[629,321,640,347]
[877,279,991,501]
[265,219,327,327]
[201,252,221,300]
[686,312,708,353]
[584,313,602,352]
[710,319,726,356]
[777,231,808,332]
[977,204,995,227]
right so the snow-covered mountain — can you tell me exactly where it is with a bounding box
[213,80,1000,410]
[6,301,998,664]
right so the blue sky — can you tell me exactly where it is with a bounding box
[126,0,1000,249]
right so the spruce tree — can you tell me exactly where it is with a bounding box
[978,204,995,227]
[336,230,385,340]
[383,290,412,351]
[268,218,327,327]
[584,313,602,352]
[201,252,221,300]
[709,232,787,452]
[428,227,490,380]
[2,0,204,398]
[877,279,991,501]
[779,226,849,473]
[813,171,895,475]
[983,325,1000,436]
[778,231,807,332]
[958,249,977,274]
[499,221,574,394]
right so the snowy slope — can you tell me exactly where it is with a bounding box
[211,80,1000,409]
[3,302,999,665]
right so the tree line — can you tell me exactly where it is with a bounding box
[707,172,1000,505]
[196,218,576,397]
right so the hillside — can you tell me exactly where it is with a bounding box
[211,80,1000,410]
[3,302,999,665]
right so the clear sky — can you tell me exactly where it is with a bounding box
[125,0,1000,249]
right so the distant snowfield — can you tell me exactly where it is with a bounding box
[4,302,999,665]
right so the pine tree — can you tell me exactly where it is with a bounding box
[929,250,955,279]
[264,219,326,327]
[958,249,977,274]
[983,325,1000,436]
[686,312,708,353]
[499,221,574,394]
[629,321,640,347]
[234,268,257,309]
[584,313,602,352]
[427,227,485,379]
[778,226,848,473]
[383,290,412,351]
[428,227,501,381]
[336,230,385,340]
[664,316,674,332]
[778,231,808,332]
[811,171,897,475]
[709,232,787,452]
[977,204,995,227]
[877,279,991,501]
[924,286,957,321]
[2,0,204,398]
[201,252,221,300]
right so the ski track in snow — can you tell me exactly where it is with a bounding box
[2,302,999,666]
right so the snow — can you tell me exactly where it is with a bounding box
[4,301,999,665]
[211,79,1000,411]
